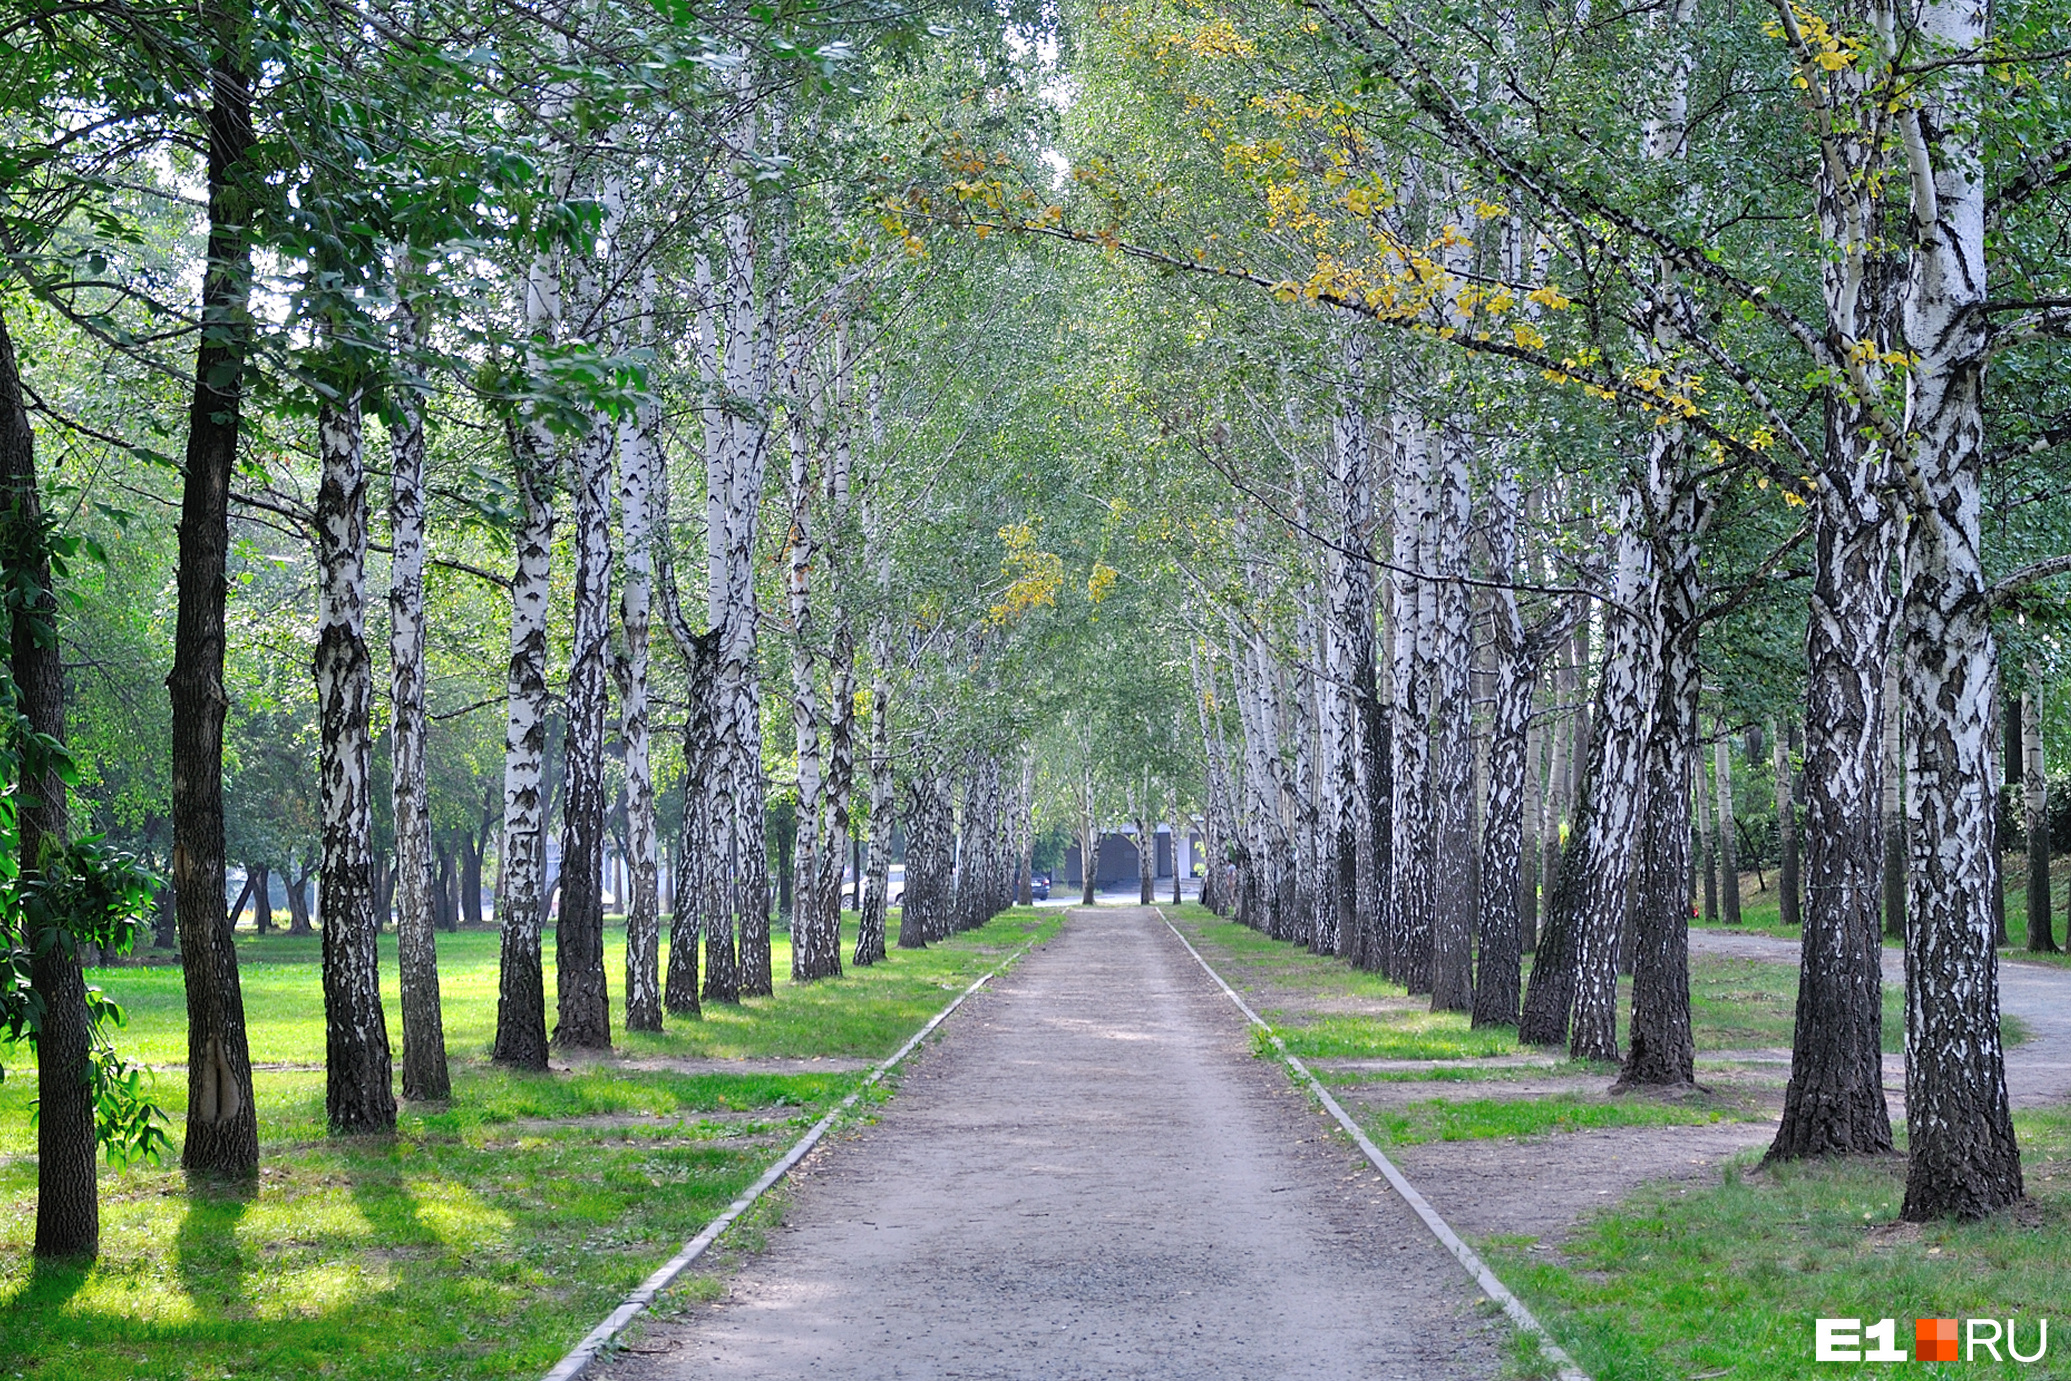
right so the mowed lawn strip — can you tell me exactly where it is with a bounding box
[1166,905,1761,1143]
[0,907,1058,1381]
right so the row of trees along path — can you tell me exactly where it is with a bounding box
[5,0,2071,1269]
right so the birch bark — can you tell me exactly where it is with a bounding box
[315,391,395,1133]
[1520,487,1660,1055]
[492,198,562,1070]
[1427,422,1475,1012]
[1714,733,1740,924]
[619,272,664,1032]
[389,300,449,1096]
[1895,0,2021,1213]
[553,374,615,1048]
[1471,470,1534,1028]
[1387,416,1436,990]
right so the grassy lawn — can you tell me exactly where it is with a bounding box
[1487,1108,2071,1380]
[0,907,1057,1381]
[1369,1094,1745,1146]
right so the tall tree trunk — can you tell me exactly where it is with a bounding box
[1540,626,1578,940]
[492,437,554,1063]
[619,304,665,1031]
[1770,458,1897,1158]
[1622,478,1704,1087]
[2024,682,2055,952]
[1387,417,1436,988]
[1138,809,1156,907]
[492,181,563,1069]
[783,336,838,982]
[855,641,894,966]
[172,0,260,1178]
[1427,423,1475,1012]
[1714,732,1741,924]
[553,389,614,1048]
[1563,481,1666,1063]
[1894,0,2021,1214]
[315,391,395,1134]
[1471,471,1535,1028]
[3,305,99,1254]
[389,301,448,1101]
[1521,487,1659,1054]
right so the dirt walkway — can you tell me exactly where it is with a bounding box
[605,906,1507,1381]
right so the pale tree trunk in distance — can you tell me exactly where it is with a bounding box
[855,634,894,965]
[1774,721,1800,928]
[1388,417,1436,989]
[1695,728,1717,923]
[389,301,449,1099]
[1324,345,1374,963]
[1520,487,1659,1055]
[2024,682,2054,952]
[1427,423,1475,1013]
[820,318,859,942]
[1471,470,1537,1028]
[1137,799,1155,907]
[1714,733,1740,924]
[315,391,395,1133]
[619,287,665,1031]
[785,338,833,981]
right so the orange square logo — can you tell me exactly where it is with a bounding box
[1916,1318,1959,1362]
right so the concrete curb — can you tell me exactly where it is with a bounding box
[1159,908,1591,1381]
[540,937,1039,1381]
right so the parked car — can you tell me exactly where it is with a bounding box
[1030,873,1050,901]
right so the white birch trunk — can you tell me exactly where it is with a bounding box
[389,301,448,1098]
[315,389,394,1133]
[618,265,664,1033]
[1895,0,2021,1213]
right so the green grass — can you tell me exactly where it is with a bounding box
[0,907,1059,1380]
[1489,1108,2071,1379]
[1271,1011,1520,1061]
[1363,1093,1751,1146]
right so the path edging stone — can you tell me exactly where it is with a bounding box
[1158,908,1591,1381]
[539,938,1038,1381]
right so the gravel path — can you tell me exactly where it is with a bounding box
[606,906,1507,1381]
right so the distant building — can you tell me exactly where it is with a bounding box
[1062,824,1202,886]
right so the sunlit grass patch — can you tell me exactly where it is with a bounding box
[1363,1093,1749,1145]
[1276,1011,1518,1061]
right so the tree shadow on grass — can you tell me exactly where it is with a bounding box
[347,1145,442,1258]
[175,1173,256,1317]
